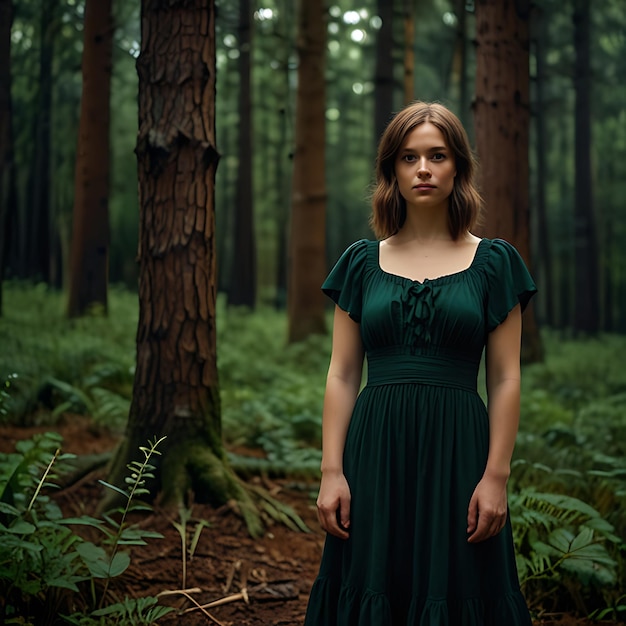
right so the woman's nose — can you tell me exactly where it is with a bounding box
[417,159,431,177]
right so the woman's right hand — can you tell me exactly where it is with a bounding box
[316,471,351,540]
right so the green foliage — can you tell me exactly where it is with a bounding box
[3,287,626,617]
[0,283,136,430]
[510,333,626,615]
[64,596,174,626]
[1,373,18,419]
[0,431,172,625]
[511,490,619,586]
[218,302,328,476]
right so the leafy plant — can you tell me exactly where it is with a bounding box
[0,372,18,421]
[63,595,174,626]
[0,432,173,625]
[171,505,211,590]
[589,593,626,622]
[510,487,622,613]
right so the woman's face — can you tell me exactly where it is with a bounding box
[394,122,456,212]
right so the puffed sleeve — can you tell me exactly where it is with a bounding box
[485,238,537,333]
[322,239,369,322]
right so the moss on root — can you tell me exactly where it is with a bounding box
[158,442,309,538]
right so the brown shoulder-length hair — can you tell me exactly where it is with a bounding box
[370,101,482,240]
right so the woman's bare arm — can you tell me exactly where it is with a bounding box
[316,306,364,539]
[467,304,522,543]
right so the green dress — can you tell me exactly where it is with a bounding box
[304,238,536,626]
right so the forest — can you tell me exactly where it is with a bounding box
[0,0,625,624]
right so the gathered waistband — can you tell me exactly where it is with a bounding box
[365,350,478,392]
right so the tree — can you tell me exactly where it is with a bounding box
[403,0,415,105]
[374,0,395,140]
[28,0,59,282]
[105,0,296,536]
[572,0,599,333]
[473,0,542,362]
[227,0,256,308]
[531,4,554,327]
[287,0,327,343]
[452,0,469,126]
[67,0,113,317]
[0,0,14,315]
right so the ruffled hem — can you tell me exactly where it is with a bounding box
[304,577,532,626]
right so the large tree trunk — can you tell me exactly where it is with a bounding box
[227,0,256,308]
[106,0,238,518]
[473,0,542,362]
[67,0,113,317]
[0,0,13,315]
[572,0,599,334]
[374,0,395,140]
[287,0,327,343]
[106,2,305,537]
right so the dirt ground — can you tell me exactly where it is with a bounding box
[1,418,621,626]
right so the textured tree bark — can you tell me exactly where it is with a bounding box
[473,0,543,362]
[287,0,327,343]
[0,0,13,315]
[228,0,256,308]
[105,0,254,521]
[67,0,113,318]
[572,0,599,334]
[374,0,395,140]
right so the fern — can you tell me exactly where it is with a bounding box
[511,488,619,591]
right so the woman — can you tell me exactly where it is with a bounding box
[304,101,536,625]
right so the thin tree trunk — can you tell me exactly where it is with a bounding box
[67,0,113,317]
[532,5,554,327]
[216,60,235,295]
[556,112,573,331]
[403,0,415,105]
[287,0,327,343]
[29,0,59,281]
[453,0,468,126]
[473,0,542,362]
[0,0,13,315]
[374,0,395,140]
[228,0,256,308]
[572,0,599,334]
[274,0,294,310]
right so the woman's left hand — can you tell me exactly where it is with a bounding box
[466,473,508,543]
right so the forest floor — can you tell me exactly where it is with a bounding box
[1,417,622,626]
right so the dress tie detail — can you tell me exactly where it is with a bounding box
[402,281,437,349]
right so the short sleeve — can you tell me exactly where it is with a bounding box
[485,239,537,333]
[322,239,369,322]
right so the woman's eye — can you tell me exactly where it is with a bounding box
[432,153,445,161]
[403,155,416,162]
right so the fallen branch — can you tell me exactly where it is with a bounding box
[157,588,226,625]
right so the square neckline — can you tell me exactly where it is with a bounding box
[375,238,487,286]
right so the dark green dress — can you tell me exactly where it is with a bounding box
[304,238,536,626]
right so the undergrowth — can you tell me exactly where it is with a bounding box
[1,284,626,619]
[0,431,172,625]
